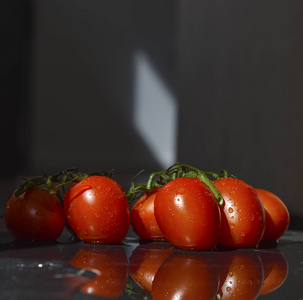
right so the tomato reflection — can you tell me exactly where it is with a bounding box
[152,249,220,300]
[217,250,264,300]
[69,245,128,298]
[259,248,288,295]
[129,242,173,293]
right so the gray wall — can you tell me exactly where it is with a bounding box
[1,1,303,218]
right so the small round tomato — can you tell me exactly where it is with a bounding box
[218,250,264,300]
[69,246,128,298]
[3,188,65,242]
[154,177,221,250]
[213,178,265,248]
[131,188,166,241]
[129,243,173,292]
[63,176,130,243]
[255,188,289,241]
[152,250,219,300]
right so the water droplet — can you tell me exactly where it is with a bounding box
[205,191,212,197]
[246,280,253,286]
[106,187,112,192]
[229,272,233,277]
[239,264,245,270]
[230,190,235,195]
[230,224,235,229]
[97,185,101,190]
[258,215,263,220]
[226,286,232,292]
[237,209,242,213]
[240,232,245,237]
[249,213,255,221]
[228,207,234,213]
[234,202,238,206]
[178,188,185,195]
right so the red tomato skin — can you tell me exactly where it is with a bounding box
[213,178,265,248]
[154,177,221,250]
[131,189,166,241]
[3,189,65,241]
[63,176,130,244]
[255,189,290,241]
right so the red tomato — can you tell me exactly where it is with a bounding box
[213,178,265,248]
[255,188,290,241]
[218,250,264,300]
[69,246,128,298]
[154,177,221,250]
[63,176,130,243]
[131,188,166,241]
[3,188,65,242]
[152,250,220,300]
[129,243,173,292]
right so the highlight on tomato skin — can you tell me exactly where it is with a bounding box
[212,177,266,248]
[255,188,290,241]
[3,188,65,242]
[63,175,130,244]
[258,248,289,295]
[69,245,129,298]
[151,248,220,300]
[129,243,173,293]
[130,188,166,241]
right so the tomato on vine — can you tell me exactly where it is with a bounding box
[130,188,166,241]
[255,188,289,241]
[212,176,266,248]
[3,189,65,242]
[63,175,130,244]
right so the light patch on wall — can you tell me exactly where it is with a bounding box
[133,51,178,168]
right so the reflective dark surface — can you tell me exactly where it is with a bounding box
[0,229,302,300]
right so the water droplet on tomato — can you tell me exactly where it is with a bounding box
[239,264,245,270]
[228,207,233,213]
[226,286,232,292]
[178,188,185,195]
[234,202,238,206]
[258,215,262,220]
[230,190,235,195]
[249,213,255,221]
[240,232,245,237]
[97,185,101,190]
[229,271,233,277]
[237,209,242,213]
[230,224,235,229]
[106,187,112,192]
[246,280,253,286]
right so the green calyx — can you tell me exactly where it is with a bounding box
[126,163,233,206]
[14,168,111,198]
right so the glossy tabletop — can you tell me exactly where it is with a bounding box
[0,227,302,300]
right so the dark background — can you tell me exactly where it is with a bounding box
[1,0,303,228]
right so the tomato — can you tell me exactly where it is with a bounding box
[212,177,265,248]
[3,188,65,242]
[258,248,288,295]
[152,249,220,299]
[255,188,290,241]
[63,176,130,243]
[154,177,221,250]
[130,188,166,241]
[218,250,264,300]
[69,245,128,298]
[129,243,173,292]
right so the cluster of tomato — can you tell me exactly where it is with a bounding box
[3,163,289,250]
[129,163,290,250]
[3,168,130,243]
